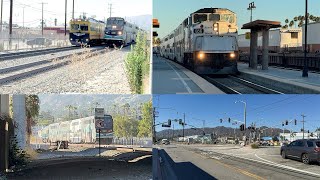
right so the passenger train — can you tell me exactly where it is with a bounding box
[160,8,239,74]
[104,17,142,46]
[69,18,106,46]
[38,115,114,144]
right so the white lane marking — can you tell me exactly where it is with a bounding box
[165,60,192,93]
[254,154,320,177]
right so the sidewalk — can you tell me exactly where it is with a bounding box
[238,63,320,93]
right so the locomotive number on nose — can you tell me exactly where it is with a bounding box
[194,29,204,34]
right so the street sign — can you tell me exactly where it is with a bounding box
[95,108,104,118]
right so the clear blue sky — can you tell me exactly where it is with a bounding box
[154,95,320,133]
[153,0,320,38]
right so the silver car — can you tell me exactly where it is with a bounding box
[281,139,320,164]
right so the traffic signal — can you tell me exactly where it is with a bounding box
[282,123,284,126]
[153,19,160,28]
[220,119,223,123]
[285,120,288,125]
[240,124,245,131]
[162,124,170,127]
[179,119,183,125]
[294,119,297,125]
[307,130,310,133]
[168,119,171,126]
[301,128,304,132]
[153,31,158,37]
[228,118,231,123]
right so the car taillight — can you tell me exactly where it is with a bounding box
[314,147,320,152]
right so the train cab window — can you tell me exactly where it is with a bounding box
[193,14,207,24]
[71,24,80,31]
[209,14,220,21]
[220,14,235,23]
[80,25,88,31]
[183,18,188,27]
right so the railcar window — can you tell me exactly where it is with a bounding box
[193,14,207,23]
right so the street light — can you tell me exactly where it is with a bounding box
[302,0,309,77]
[247,2,256,22]
[235,101,247,129]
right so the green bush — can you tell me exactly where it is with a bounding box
[251,143,259,149]
[125,31,149,94]
[9,136,29,168]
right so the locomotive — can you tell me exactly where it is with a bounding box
[160,8,239,75]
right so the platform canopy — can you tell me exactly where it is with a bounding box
[242,20,281,30]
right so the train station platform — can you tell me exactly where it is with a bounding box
[152,55,225,94]
[238,63,320,93]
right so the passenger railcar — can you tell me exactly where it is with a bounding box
[69,18,106,46]
[39,115,113,144]
[104,17,142,46]
[160,8,239,74]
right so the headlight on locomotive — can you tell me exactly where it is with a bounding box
[198,52,205,60]
[230,53,236,59]
[118,31,123,35]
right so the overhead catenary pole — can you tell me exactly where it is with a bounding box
[302,0,309,77]
[108,3,113,18]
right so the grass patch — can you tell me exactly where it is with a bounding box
[251,143,259,149]
[125,31,150,94]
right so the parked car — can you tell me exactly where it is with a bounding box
[27,38,52,46]
[161,139,170,145]
[280,139,320,164]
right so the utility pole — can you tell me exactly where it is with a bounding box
[172,124,174,140]
[247,2,256,22]
[153,107,156,143]
[302,0,309,77]
[72,0,75,19]
[9,0,13,48]
[108,3,113,18]
[65,0,67,36]
[40,2,48,37]
[0,0,3,32]
[183,113,185,140]
[301,114,306,139]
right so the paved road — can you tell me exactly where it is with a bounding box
[156,144,319,180]
[7,156,152,180]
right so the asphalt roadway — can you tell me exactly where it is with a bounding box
[155,144,320,180]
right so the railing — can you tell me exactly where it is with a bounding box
[240,53,320,71]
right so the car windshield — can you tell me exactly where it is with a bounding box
[193,14,207,23]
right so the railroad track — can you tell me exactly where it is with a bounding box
[0,46,79,61]
[0,47,111,85]
[204,75,284,94]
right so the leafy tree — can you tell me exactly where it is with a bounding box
[113,115,138,138]
[25,95,40,146]
[289,20,294,28]
[138,101,152,138]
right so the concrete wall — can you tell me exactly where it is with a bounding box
[12,95,26,149]
[302,22,320,52]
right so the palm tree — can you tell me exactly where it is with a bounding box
[285,19,289,24]
[26,95,40,147]
[289,20,294,28]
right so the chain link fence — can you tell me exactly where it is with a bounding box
[112,137,152,147]
[0,28,71,52]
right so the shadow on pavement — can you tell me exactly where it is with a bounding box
[159,149,217,180]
